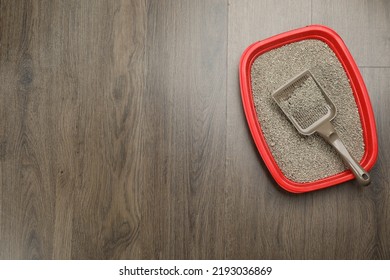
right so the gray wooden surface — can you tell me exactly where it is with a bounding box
[313,0,390,67]
[0,0,389,259]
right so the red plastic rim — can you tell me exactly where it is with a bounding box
[239,25,378,193]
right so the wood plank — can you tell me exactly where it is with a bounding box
[0,0,56,259]
[66,0,146,259]
[141,0,227,259]
[360,68,390,259]
[0,0,147,259]
[312,0,390,67]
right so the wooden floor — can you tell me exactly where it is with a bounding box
[0,0,389,259]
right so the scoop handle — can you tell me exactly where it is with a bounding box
[316,121,371,186]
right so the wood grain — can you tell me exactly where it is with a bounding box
[0,0,147,259]
[0,0,389,260]
[67,0,146,260]
[360,68,390,258]
[0,0,56,259]
[140,0,227,259]
[312,0,390,67]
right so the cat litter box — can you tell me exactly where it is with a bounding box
[239,25,378,193]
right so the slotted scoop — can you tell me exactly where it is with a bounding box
[272,70,371,186]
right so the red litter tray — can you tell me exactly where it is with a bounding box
[239,25,378,193]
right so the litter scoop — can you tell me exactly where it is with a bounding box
[272,70,371,186]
